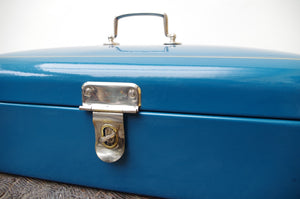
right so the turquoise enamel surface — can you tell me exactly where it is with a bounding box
[1,45,300,119]
[0,102,300,199]
[1,45,300,198]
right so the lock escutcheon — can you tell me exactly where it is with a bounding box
[101,124,119,149]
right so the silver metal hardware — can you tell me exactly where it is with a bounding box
[114,46,171,53]
[79,82,141,163]
[104,13,181,46]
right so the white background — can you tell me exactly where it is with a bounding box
[0,0,299,54]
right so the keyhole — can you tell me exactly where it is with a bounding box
[101,124,119,149]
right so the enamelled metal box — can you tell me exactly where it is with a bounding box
[0,13,300,199]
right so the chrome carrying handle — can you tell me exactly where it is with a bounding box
[104,13,181,46]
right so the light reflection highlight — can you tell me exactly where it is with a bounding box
[37,64,244,78]
[0,69,51,77]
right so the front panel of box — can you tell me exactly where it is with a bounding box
[1,102,299,199]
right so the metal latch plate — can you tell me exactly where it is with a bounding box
[79,82,141,163]
[80,82,141,113]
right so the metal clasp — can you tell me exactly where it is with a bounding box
[79,82,141,163]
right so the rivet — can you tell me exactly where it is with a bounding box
[84,87,94,98]
[128,88,137,99]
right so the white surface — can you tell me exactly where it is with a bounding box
[0,0,299,54]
